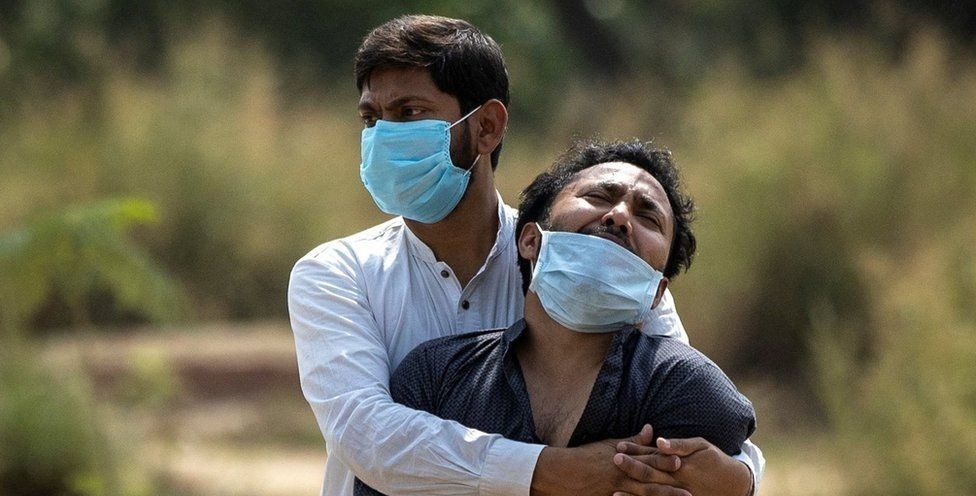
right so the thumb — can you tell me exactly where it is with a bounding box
[625,424,655,447]
[656,436,711,456]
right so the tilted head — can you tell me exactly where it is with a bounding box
[516,139,697,295]
[355,14,510,169]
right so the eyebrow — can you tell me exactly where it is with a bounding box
[358,95,435,112]
[591,180,663,214]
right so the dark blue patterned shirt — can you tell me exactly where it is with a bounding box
[355,319,755,495]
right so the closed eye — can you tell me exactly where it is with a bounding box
[637,212,662,228]
[582,190,612,203]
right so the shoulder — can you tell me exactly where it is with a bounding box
[631,334,756,455]
[632,333,712,370]
[395,328,506,378]
[290,218,406,281]
[501,202,518,223]
[287,218,407,310]
[631,334,748,405]
[389,329,506,408]
[297,218,405,268]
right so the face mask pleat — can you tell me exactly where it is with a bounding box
[529,229,662,333]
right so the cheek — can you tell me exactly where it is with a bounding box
[638,232,671,268]
[548,201,602,230]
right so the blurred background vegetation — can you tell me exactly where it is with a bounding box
[1,1,974,494]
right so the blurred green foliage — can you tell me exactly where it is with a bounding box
[0,197,182,495]
[811,222,976,494]
[0,342,140,496]
[670,30,976,377]
[0,198,184,334]
[1,0,974,124]
[0,2,974,492]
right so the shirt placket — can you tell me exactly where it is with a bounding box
[431,260,465,332]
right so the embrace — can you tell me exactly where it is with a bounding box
[289,14,764,496]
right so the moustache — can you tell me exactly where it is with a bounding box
[580,225,635,254]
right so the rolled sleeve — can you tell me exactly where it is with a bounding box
[734,438,766,495]
[481,438,544,496]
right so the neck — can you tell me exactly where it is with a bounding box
[403,161,499,288]
[515,292,614,447]
[515,292,614,379]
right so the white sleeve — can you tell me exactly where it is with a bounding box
[288,253,543,496]
[734,439,766,495]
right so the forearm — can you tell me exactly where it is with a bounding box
[532,446,607,496]
[531,439,690,496]
[309,390,542,495]
[290,256,543,495]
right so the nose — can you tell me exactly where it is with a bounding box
[601,201,632,235]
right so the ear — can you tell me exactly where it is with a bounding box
[517,222,542,262]
[474,99,508,157]
[651,277,670,309]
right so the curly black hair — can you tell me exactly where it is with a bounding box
[516,138,697,294]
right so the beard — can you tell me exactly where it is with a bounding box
[449,119,479,171]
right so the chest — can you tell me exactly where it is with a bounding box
[367,255,524,369]
[431,351,650,448]
[523,370,601,447]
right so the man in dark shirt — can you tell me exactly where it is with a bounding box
[356,139,756,496]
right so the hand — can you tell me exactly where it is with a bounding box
[614,436,752,496]
[531,425,690,496]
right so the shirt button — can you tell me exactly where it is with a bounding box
[440,269,450,278]
[461,300,470,310]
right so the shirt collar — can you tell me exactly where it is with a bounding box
[402,191,514,265]
[502,318,529,345]
[502,318,639,353]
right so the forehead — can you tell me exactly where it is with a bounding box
[564,162,670,206]
[359,66,455,105]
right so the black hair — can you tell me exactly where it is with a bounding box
[355,15,510,169]
[516,138,697,293]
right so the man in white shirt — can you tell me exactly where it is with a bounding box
[288,14,764,496]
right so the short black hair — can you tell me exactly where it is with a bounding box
[355,15,510,169]
[516,138,697,293]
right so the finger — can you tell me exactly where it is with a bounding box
[656,436,711,457]
[613,453,680,484]
[632,453,681,472]
[616,441,658,455]
[622,424,654,447]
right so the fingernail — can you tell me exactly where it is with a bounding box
[613,453,624,465]
[661,438,671,449]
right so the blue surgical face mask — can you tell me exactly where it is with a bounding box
[360,106,482,224]
[528,228,665,333]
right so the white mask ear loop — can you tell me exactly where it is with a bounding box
[448,105,483,129]
[450,105,484,171]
